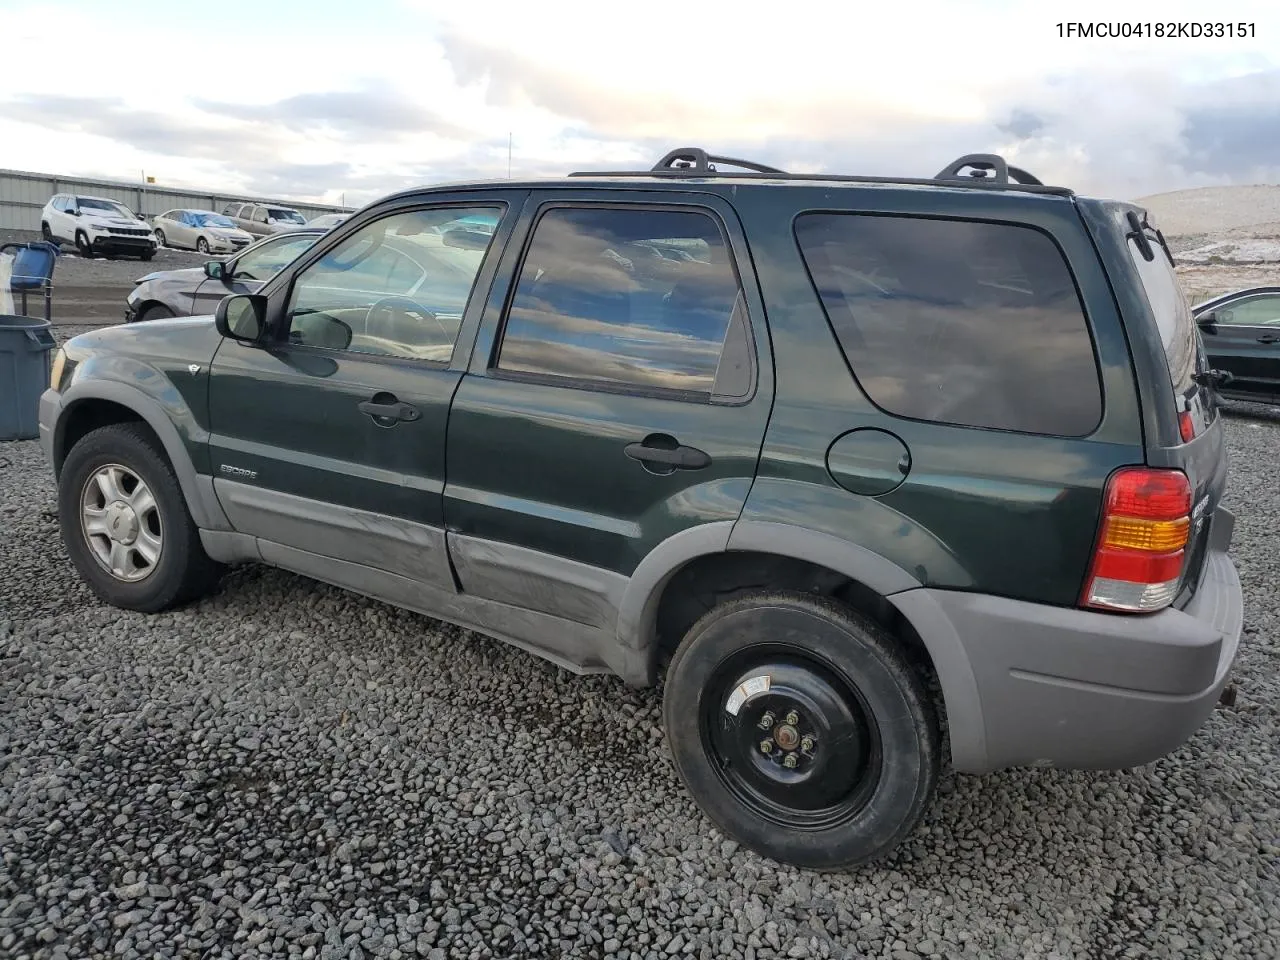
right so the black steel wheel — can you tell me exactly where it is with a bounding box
[663,591,940,870]
[702,649,882,830]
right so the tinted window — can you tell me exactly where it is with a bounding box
[231,235,320,281]
[497,206,744,396]
[286,206,500,362]
[1126,228,1199,405]
[1212,294,1280,327]
[268,208,306,225]
[795,213,1102,436]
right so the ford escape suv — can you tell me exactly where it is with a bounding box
[38,148,1242,871]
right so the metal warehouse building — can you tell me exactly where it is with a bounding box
[0,168,352,232]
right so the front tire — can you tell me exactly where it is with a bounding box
[196,237,210,254]
[58,423,222,612]
[155,229,167,248]
[137,303,175,323]
[662,591,940,871]
[75,230,93,257]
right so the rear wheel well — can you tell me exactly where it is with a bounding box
[56,401,164,477]
[652,551,946,744]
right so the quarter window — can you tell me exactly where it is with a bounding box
[285,206,501,362]
[496,206,747,397]
[795,213,1103,436]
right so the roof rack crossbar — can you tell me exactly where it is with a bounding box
[935,153,1043,187]
[650,147,786,175]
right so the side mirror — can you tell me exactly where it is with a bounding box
[69,209,80,217]
[137,213,146,221]
[215,294,267,343]
[205,260,228,280]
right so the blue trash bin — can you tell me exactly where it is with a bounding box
[1,314,57,441]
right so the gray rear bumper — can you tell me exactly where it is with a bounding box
[893,506,1243,773]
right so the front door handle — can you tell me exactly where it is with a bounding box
[624,434,711,472]
[358,394,420,425]
[1257,334,1279,344]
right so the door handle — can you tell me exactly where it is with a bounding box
[1257,335,1279,344]
[358,395,420,424]
[624,434,711,472]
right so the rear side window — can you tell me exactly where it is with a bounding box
[795,213,1102,436]
[1125,228,1198,403]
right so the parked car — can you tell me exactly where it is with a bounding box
[307,213,350,230]
[1192,286,1280,404]
[41,193,157,260]
[153,209,254,254]
[39,148,1241,872]
[125,228,323,323]
[221,201,309,238]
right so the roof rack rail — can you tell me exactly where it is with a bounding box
[934,153,1043,186]
[650,147,786,175]
[568,146,1072,196]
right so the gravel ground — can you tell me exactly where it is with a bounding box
[1,408,1277,960]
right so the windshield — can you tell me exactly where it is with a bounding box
[268,209,307,225]
[78,198,135,219]
[194,213,237,228]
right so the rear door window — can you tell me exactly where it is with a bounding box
[795,213,1102,436]
[495,205,749,399]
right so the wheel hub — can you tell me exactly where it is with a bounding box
[774,722,800,751]
[104,501,140,544]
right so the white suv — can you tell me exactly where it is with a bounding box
[41,194,158,261]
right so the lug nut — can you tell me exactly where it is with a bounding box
[759,739,774,755]
[757,711,775,731]
[800,735,815,753]
[782,753,799,769]
[784,710,800,726]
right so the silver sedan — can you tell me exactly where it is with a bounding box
[152,209,255,254]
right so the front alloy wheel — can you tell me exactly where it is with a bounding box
[58,422,223,611]
[80,463,163,582]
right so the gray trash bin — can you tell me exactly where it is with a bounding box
[1,315,57,441]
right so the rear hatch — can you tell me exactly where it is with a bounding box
[1090,201,1227,606]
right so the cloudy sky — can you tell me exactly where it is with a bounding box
[1,0,1277,208]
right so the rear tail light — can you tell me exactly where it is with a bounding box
[1082,466,1192,613]
[1178,410,1196,443]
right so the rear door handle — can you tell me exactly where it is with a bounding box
[624,434,711,471]
[358,395,420,424]
[1257,334,1279,344]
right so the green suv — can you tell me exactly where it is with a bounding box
[38,148,1243,870]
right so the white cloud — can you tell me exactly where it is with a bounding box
[0,0,1276,202]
